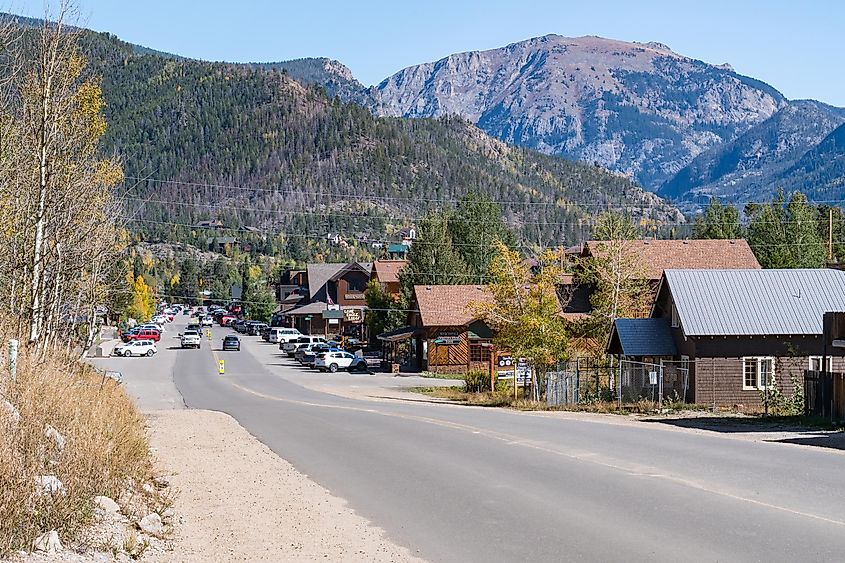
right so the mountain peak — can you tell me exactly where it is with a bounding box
[374,35,785,188]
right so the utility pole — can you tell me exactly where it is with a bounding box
[829,208,834,262]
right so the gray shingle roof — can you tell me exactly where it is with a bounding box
[306,262,372,298]
[611,318,677,356]
[665,269,845,336]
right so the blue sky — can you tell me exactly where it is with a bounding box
[13,0,845,106]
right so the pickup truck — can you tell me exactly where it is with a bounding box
[282,335,325,357]
[180,330,201,349]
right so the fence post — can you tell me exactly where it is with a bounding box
[658,362,664,409]
[617,359,622,410]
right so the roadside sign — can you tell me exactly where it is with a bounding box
[304,316,312,321]
[206,328,212,340]
[218,359,225,375]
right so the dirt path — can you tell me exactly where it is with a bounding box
[144,409,423,562]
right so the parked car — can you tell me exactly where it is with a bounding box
[122,328,160,342]
[180,330,201,349]
[222,335,241,351]
[315,350,358,372]
[260,326,272,341]
[247,322,267,336]
[347,356,373,373]
[301,344,342,368]
[293,343,321,364]
[268,327,300,344]
[284,335,326,357]
[220,315,236,327]
[233,320,248,333]
[138,323,165,333]
[114,340,157,357]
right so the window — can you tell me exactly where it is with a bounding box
[743,357,774,390]
[670,303,679,328]
[470,340,491,363]
[809,356,833,372]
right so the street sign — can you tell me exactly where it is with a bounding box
[343,308,363,323]
[218,359,225,375]
[304,316,312,321]
[433,337,461,345]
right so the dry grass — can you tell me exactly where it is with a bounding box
[410,386,711,414]
[0,335,154,556]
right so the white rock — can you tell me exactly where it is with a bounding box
[32,530,63,553]
[94,495,120,514]
[34,475,65,496]
[1,399,20,423]
[161,507,175,522]
[138,512,163,535]
[44,424,66,451]
[142,482,155,494]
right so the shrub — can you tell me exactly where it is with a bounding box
[0,339,154,556]
[463,369,491,393]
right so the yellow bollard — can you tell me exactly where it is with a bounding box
[218,359,224,375]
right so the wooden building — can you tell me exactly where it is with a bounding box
[566,239,762,318]
[371,260,408,299]
[608,268,845,408]
[408,285,494,374]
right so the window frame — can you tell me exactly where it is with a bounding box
[742,356,775,391]
[670,302,680,328]
[469,340,492,363]
[808,356,833,372]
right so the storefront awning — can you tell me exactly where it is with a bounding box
[377,326,417,342]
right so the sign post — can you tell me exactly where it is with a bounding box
[218,359,225,375]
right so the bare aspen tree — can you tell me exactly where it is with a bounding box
[0,3,124,353]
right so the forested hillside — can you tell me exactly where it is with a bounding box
[68,29,681,262]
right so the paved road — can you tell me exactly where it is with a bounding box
[102,319,845,562]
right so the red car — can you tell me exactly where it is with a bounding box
[220,315,236,326]
[123,328,161,342]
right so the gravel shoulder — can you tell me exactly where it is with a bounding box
[144,409,423,562]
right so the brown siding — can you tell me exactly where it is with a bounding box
[693,355,845,409]
[426,327,468,374]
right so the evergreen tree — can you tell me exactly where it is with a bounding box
[448,192,517,283]
[173,258,201,304]
[693,198,743,239]
[398,212,468,301]
[747,191,826,268]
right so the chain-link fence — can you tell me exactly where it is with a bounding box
[544,359,615,406]
[618,359,689,406]
[540,358,689,407]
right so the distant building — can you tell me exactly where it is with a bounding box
[565,239,762,318]
[371,260,408,299]
[207,236,239,252]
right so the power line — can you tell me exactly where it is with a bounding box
[120,216,845,249]
[122,176,676,210]
[119,196,845,230]
[124,175,845,210]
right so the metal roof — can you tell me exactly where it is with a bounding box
[664,269,845,336]
[609,318,677,356]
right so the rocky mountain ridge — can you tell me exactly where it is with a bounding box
[370,34,789,190]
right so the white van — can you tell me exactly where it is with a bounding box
[269,327,301,344]
[282,335,325,356]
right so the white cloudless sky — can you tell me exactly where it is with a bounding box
[12,0,845,106]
